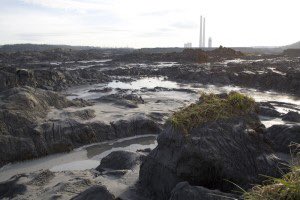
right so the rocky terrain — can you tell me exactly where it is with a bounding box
[0,46,299,199]
[0,86,161,167]
[139,93,290,199]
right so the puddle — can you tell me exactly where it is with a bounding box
[0,135,157,182]
[77,59,112,64]
[107,77,179,90]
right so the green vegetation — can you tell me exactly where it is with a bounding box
[244,151,300,200]
[170,92,256,134]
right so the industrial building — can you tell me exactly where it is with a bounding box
[208,37,212,48]
[184,42,192,48]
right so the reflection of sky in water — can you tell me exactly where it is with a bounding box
[0,135,157,181]
[107,77,178,90]
[68,77,300,105]
[86,136,156,158]
[51,135,157,172]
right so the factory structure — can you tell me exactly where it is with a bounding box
[199,15,212,48]
[183,15,213,48]
[208,37,212,48]
[184,42,192,48]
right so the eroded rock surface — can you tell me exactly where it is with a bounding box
[282,111,300,122]
[0,87,161,167]
[266,124,300,154]
[96,151,141,171]
[0,67,111,91]
[139,115,283,199]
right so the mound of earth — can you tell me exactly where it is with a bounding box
[114,48,208,63]
[208,45,244,61]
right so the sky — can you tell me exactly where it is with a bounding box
[0,0,299,48]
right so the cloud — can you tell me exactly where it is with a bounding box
[141,9,180,17]
[21,0,113,12]
[171,22,197,29]
[1,0,299,47]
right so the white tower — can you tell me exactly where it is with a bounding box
[199,16,202,48]
[203,18,206,47]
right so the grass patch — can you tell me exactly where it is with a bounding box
[244,145,300,200]
[170,92,256,134]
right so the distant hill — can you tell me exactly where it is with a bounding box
[282,41,300,49]
[0,44,98,53]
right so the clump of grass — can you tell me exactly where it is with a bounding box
[170,92,256,134]
[244,145,300,200]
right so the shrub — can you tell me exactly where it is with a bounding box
[170,92,256,134]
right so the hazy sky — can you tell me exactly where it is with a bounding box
[0,0,299,48]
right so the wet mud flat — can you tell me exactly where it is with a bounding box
[0,49,300,199]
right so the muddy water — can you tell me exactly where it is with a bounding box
[0,135,157,182]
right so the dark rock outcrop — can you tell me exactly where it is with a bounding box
[266,125,300,154]
[258,102,281,117]
[208,46,244,61]
[283,49,300,57]
[88,87,113,93]
[110,115,161,138]
[169,182,238,200]
[0,175,27,199]
[96,150,141,171]
[72,185,115,200]
[0,67,111,91]
[0,86,91,166]
[139,115,283,199]
[94,93,144,108]
[115,49,208,63]
[0,87,161,166]
[63,109,96,120]
[282,111,300,122]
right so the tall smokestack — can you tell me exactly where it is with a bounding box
[203,17,206,47]
[199,16,202,48]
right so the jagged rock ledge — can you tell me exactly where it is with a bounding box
[0,86,161,167]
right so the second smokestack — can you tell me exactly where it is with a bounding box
[199,16,202,48]
[199,15,206,48]
[203,17,206,47]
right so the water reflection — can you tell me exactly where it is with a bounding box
[86,135,156,158]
